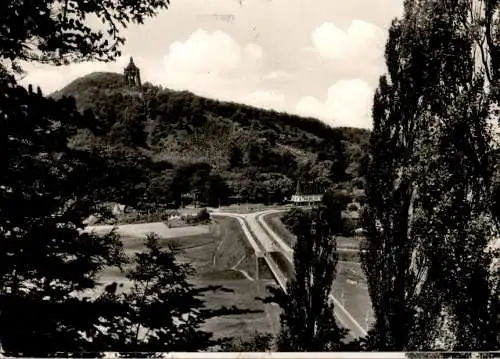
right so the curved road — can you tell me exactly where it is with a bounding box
[211,208,368,339]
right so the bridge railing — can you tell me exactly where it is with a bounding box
[263,253,288,293]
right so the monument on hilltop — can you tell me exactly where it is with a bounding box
[124,57,142,89]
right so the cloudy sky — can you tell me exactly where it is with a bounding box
[20,0,404,129]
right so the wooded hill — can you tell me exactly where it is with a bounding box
[51,72,370,209]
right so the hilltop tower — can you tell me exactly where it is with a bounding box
[124,57,142,89]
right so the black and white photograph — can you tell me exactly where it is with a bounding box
[1,0,499,357]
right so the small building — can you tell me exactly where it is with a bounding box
[112,203,127,216]
[124,57,142,89]
[290,181,326,206]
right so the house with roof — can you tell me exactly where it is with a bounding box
[289,181,326,206]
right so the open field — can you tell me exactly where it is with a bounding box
[338,250,361,262]
[338,261,366,285]
[93,209,372,340]
[336,236,363,249]
[212,217,253,268]
[96,216,279,342]
[333,261,372,330]
[84,222,211,239]
[196,279,280,339]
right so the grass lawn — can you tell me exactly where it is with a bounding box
[85,222,211,239]
[338,250,361,262]
[97,217,279,343]
[336,236,362,249]
[332,261,372,332]
[338,261,366,286]
[212,217,253,270]
[95,212,372,341]
[332,277,372,331]
[196,279,280,339]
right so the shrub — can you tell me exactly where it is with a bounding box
[196,208,211,223]
[341,218,356,236]
[347,203,358,212]
[352,177,364,189]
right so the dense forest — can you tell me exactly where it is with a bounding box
[51,72,369,209]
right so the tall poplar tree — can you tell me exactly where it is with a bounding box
[269,203,348,351]
[363,0,500,351]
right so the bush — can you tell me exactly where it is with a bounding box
[347,203,358,212]
[341,218,356,236]
[117,210,173,224]
[352,177,364,189]
[185,208,211,225]
[357,193,367,206]
[196,208,211,223]
[219,332,275,352]
[282,207,306,233]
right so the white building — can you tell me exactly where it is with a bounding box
[289,181,325,206]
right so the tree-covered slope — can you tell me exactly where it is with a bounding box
[51,71,370,208]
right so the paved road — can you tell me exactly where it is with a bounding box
[212,208,368,339]
[246,211,280,252]
[256,210,293,261]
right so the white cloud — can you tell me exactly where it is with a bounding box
[309,20,385,61]
[241,90,286,111]
[244,43,264,66]
[265,70,294,79]
[164,29,251,75]
[296,79,374,128]
[159,28,264,101]
[296,96,324,118]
